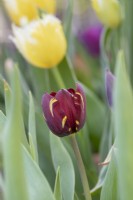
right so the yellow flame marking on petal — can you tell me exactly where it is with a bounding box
[49,98,57,117]
[62,115,67,128]
[69,128,71,132]
[75,120,79,125]
[75,92,84,108]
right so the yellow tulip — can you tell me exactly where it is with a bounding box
[91,0,122,28]
[12,15,67,68]
[3,0,56,26]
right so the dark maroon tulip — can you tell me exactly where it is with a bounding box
[42,83,86,137]
[105,69,115,107]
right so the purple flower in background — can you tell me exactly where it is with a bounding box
[105,69,115,107]
[79,24,103,57]
[42,83,86,137]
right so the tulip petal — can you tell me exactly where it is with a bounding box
[42,83,86,137]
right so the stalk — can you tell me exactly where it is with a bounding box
[52,67,92,200]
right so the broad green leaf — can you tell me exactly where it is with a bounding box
[100,151,119,200]
[28,92,38,163]
[23,146,55,200]
[114,51,133,200]
[76,127,97,188]
[4,68,29,150]
[0,111,6,168]
[3,66,29,200]
[50,133,75,200]
[0,75,4,98]
[0,111,6,133]
[36,112,56,186]
[84,85,105,150]
[63,0,73,42]
[91,166,107,195]
[4,80,11,115]
[0,174,4,200]
[99,112,114,162]
[61,136,85,199]
[54,167,62,200]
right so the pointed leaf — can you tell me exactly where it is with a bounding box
[28,92,38,163]
[23,146,55,200]
[100,151,119,200]
[3,66,29,200]
[54,167,62,200]
[50,133,75,200]
[114,51,133,200]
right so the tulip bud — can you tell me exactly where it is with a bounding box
[91,0,122,28]
[3,0,56,26]
[42,83,86,137]
[11,15,67,68]
[79,24,103,57]
[105,69,115,107]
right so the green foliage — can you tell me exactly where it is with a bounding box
[3,66,29,200]
[114,51,133,200]
[54,167,62,200]
[1,1,133,200]
[100,150,119,200]
[50,133,75,200]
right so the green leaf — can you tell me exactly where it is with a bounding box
[63,0,73,42]
[23,146,55,200]
[50,133,75,200]
[114,51,133,200]
[3,66,29,200]
[4,67,29,150]
[91,166,107,196]
[76,127,97,188]
[0,111,6,168]
[84,84,105,150]
[4,80,11,115]
[28,92,38,163]
[74,193,80,200]
[0,111,6,133]
[100,150,119,200]
[0,74,4,98]
[54,167,62,200]
[100,112,113,162]
[0,174,4,200]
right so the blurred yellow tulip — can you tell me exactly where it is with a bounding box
[91,0,122,28]
[3,0,56,26]
[12,15,67,68]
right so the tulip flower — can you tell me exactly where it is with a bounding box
[11,15,67,68]
[91,0,122,28]
[42,83,86,137]
[79,24,103,57]
[105,69,115,107]
[3,0,56,26]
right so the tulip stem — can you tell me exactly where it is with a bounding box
[70,134,92,200]
[51,67,91,199]
[51,67,65,88]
